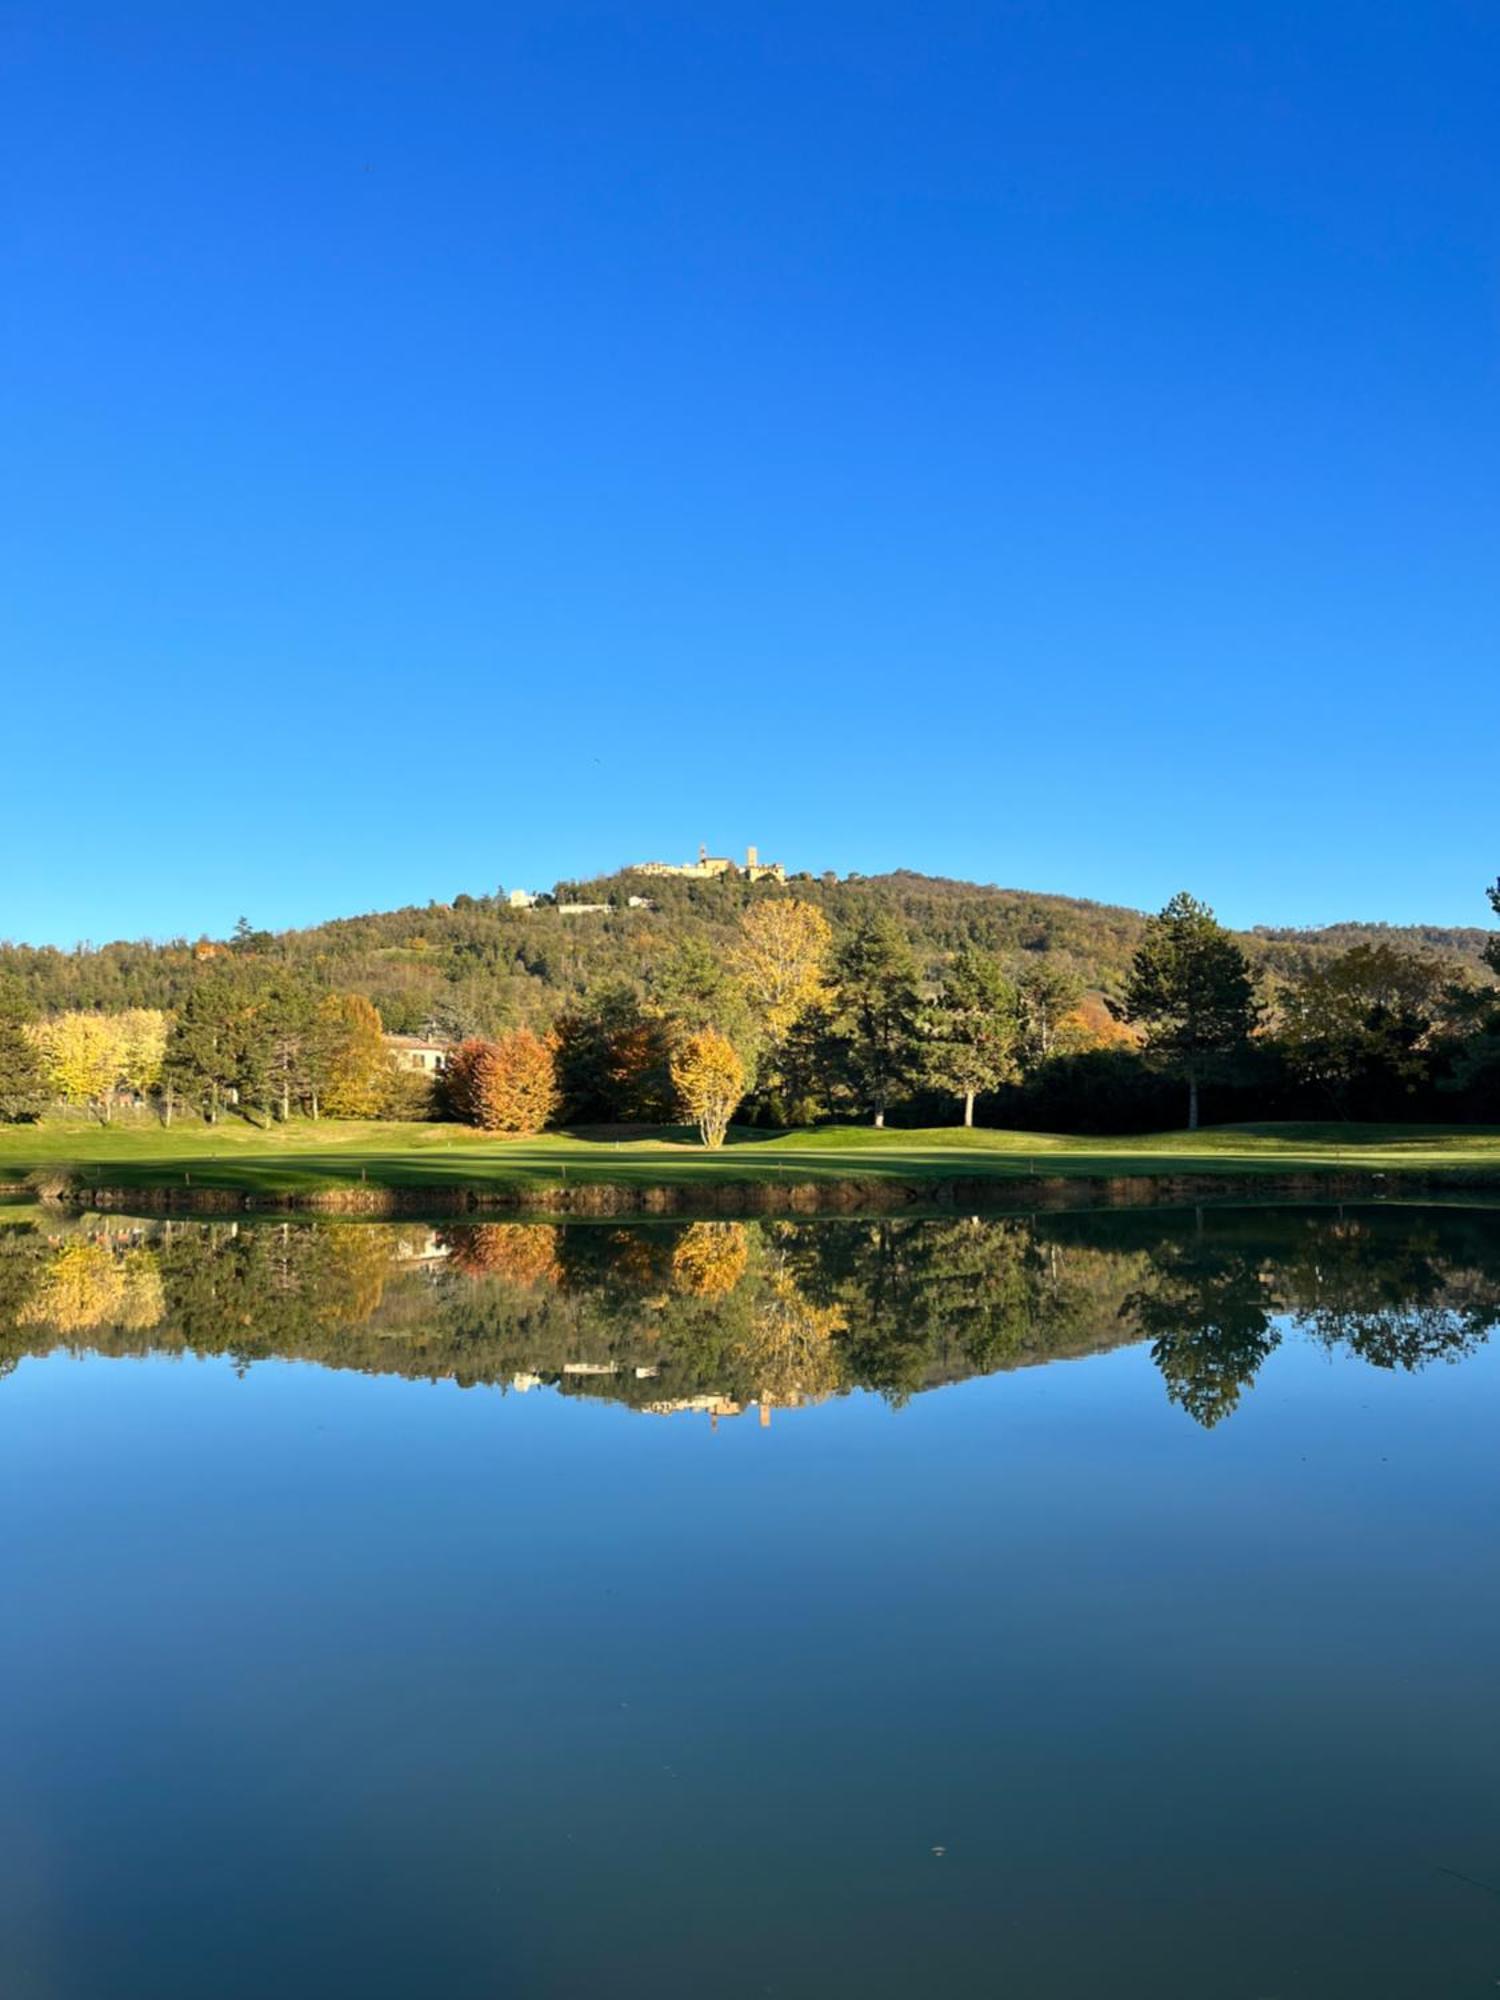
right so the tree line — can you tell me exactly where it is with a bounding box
[3,880,1499,1137]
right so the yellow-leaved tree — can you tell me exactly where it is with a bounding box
[117,1009,169,1099]
[728,899,832,1042]
[669,1029,746,1149]
[27,1012,127,1121]
[316,994,390,1119]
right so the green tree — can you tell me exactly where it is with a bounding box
[829,916,924,1127]
[0,1008,45,1122]
[257,982,320,1122]
[1278,943,1445,1114]
[162,981,257,1124]
[650,938,759,1067]
[1119,893,1259,1130]
[1014,961,1084,1068]
[926,949,1020,1126]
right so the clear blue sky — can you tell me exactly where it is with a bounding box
[4,2,1497,947]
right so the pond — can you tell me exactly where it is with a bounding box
[3,1204,1499,1997]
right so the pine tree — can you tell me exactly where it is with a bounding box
[1120,893,1259,1130]
[925,949,1020,1127]
[829,916,924,1127]
[0,1008,45,1122]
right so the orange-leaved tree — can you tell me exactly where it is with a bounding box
[445,1030,559,1134]
[669,1029,745,1149]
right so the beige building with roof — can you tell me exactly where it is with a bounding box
[633,843,785,884]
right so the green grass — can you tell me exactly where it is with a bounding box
[4,1114,1500,1199]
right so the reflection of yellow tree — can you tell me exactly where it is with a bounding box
[443,1224,561,1287]
[308,1225,402,1326]
[19,1240,165,1334]
[741,1262,845,1407]
[671,1223,748,1298]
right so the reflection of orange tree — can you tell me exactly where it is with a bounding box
[19,1239,165,1335]
[738,1260,846,1407]
[671,1223,748,1298]
[440,1224,561,1287]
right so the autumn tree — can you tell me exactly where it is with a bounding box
[27,1012,127,1122]
[925,949,1020,1126]
[670,1028,746,1148]
[316,993,390,1119]
[1119,893,1259,1130]
[828,916,924,1127]
[441,1038,487,1126]
[455,1029,559,1134]
[554,984,675,1123]
[729,899,833,1042]
[116,1009,169,1101]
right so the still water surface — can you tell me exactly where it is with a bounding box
[2,1204,1498,1997]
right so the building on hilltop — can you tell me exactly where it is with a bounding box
[632,843,786,884]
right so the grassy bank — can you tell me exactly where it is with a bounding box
[4,1116,1500,1210]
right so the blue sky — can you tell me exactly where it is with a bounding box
[4,2,1497,946]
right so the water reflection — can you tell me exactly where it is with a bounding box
[3,1204,1498,1426]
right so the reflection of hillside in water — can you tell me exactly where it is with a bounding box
[3,1206,1499,1428]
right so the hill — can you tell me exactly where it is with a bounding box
[1,865,1492,1038]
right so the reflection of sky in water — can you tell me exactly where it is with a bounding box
[4,1209,1500,1994]
[4,1205,1500,1432]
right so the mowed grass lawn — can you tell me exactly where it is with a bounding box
[4,1116,1500,1197]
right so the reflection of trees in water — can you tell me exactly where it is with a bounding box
[3,1206,1500,1426]
[741,1259,845,1407]
[442,1224,561,1287]
[1121,1240,1279,1428]
[671,1223,749,1299]
[1277,1216,1496,1372]
[17,1237,164,1336]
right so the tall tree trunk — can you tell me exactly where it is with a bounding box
[963,1090,975,1128]
[1187,1073,1199,1131]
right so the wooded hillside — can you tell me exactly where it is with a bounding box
[2,866,1491,1037]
